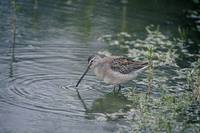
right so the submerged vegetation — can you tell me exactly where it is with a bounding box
[97,25,200,132]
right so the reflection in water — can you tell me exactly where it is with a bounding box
[79,0,96,43]
[90,92,131,114]
[76,88,131,120]
[121,0,128,32]
[10,0,17,78]
[31,0,39,31]
[33,0,38,9]
[76,88,89,112]
[9,41,15,78]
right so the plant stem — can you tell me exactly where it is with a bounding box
[147,46,153,95]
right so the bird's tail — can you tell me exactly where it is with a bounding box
[152,61,172,69]
[140,61,170,72]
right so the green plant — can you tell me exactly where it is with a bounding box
[98,25,200,132]
[128,91,196,133]
[147,46,154,95]
[190,59,200,99]
[178,26,189,41]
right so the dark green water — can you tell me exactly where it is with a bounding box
[0,0,199,133]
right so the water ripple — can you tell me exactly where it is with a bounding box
[0,42,105,121]
[0,71,95,119]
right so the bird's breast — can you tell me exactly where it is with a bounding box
[93,64,131,85]
[93,65,105,80]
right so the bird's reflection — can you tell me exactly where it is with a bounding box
[90,92,131,114]
[76,88,89,112]
[76,88,131,116]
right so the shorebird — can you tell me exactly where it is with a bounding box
[76,55,148,92]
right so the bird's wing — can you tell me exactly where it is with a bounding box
[110,57,148,74]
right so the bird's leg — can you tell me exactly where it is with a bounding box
[117,85,122,93]
[113,85,116,93]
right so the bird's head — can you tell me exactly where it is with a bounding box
[87,55,102,69]
[76,54,102,87]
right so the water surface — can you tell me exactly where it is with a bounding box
[0,0,198,132]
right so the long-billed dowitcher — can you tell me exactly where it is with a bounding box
[76,55,148,92]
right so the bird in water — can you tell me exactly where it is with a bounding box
[76,55,148,92]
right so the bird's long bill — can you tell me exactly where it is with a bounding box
[75,64,91,87]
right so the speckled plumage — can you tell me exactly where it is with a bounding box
[111,57,148,74]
